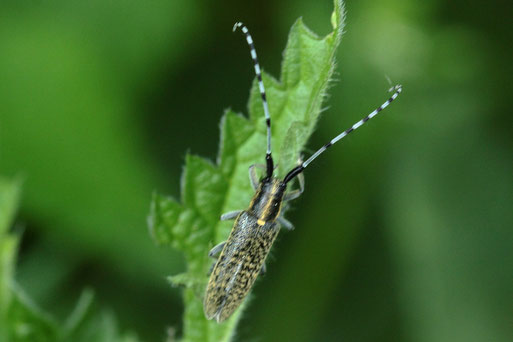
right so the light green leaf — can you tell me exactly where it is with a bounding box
[148,1,345,341]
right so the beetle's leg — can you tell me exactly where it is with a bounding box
[260,263,267,275]
[208,242,226,259]
[277,216,294,231]
[283,172,305,201]
[207,242,226,275]
[208,262,216,275]
[220,210,242,221]
[249,164,265,189]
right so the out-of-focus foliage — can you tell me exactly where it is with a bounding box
[149,2,344,340]
[0,177,20,318]
[0,0,511,341]
[0,178,138,342]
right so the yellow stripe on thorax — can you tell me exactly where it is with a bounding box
[258,181,281,223]
[249,185,262,209]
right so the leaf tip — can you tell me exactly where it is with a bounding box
[332,0,346,38]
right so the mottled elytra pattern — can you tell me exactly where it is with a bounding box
[205,179,285,322]
[204,213,280,322]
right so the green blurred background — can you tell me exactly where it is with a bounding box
[1,0,512,341]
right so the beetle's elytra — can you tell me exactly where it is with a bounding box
[204,22,402,323]
[204,178,285,322]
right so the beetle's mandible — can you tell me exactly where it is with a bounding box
[204,22,402,323]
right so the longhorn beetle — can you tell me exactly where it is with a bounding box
[204,22,402,323]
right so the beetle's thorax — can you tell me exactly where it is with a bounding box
[248,177,286,224]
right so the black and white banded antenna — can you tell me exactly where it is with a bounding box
[283,85,403,183]
[233,22,274,178]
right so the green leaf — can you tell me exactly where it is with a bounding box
[0,177,139,342]
[5,283,60,341]
[0,177,22,341]
[148,1,345,341]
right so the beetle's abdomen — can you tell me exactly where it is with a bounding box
[204,211,279,322]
